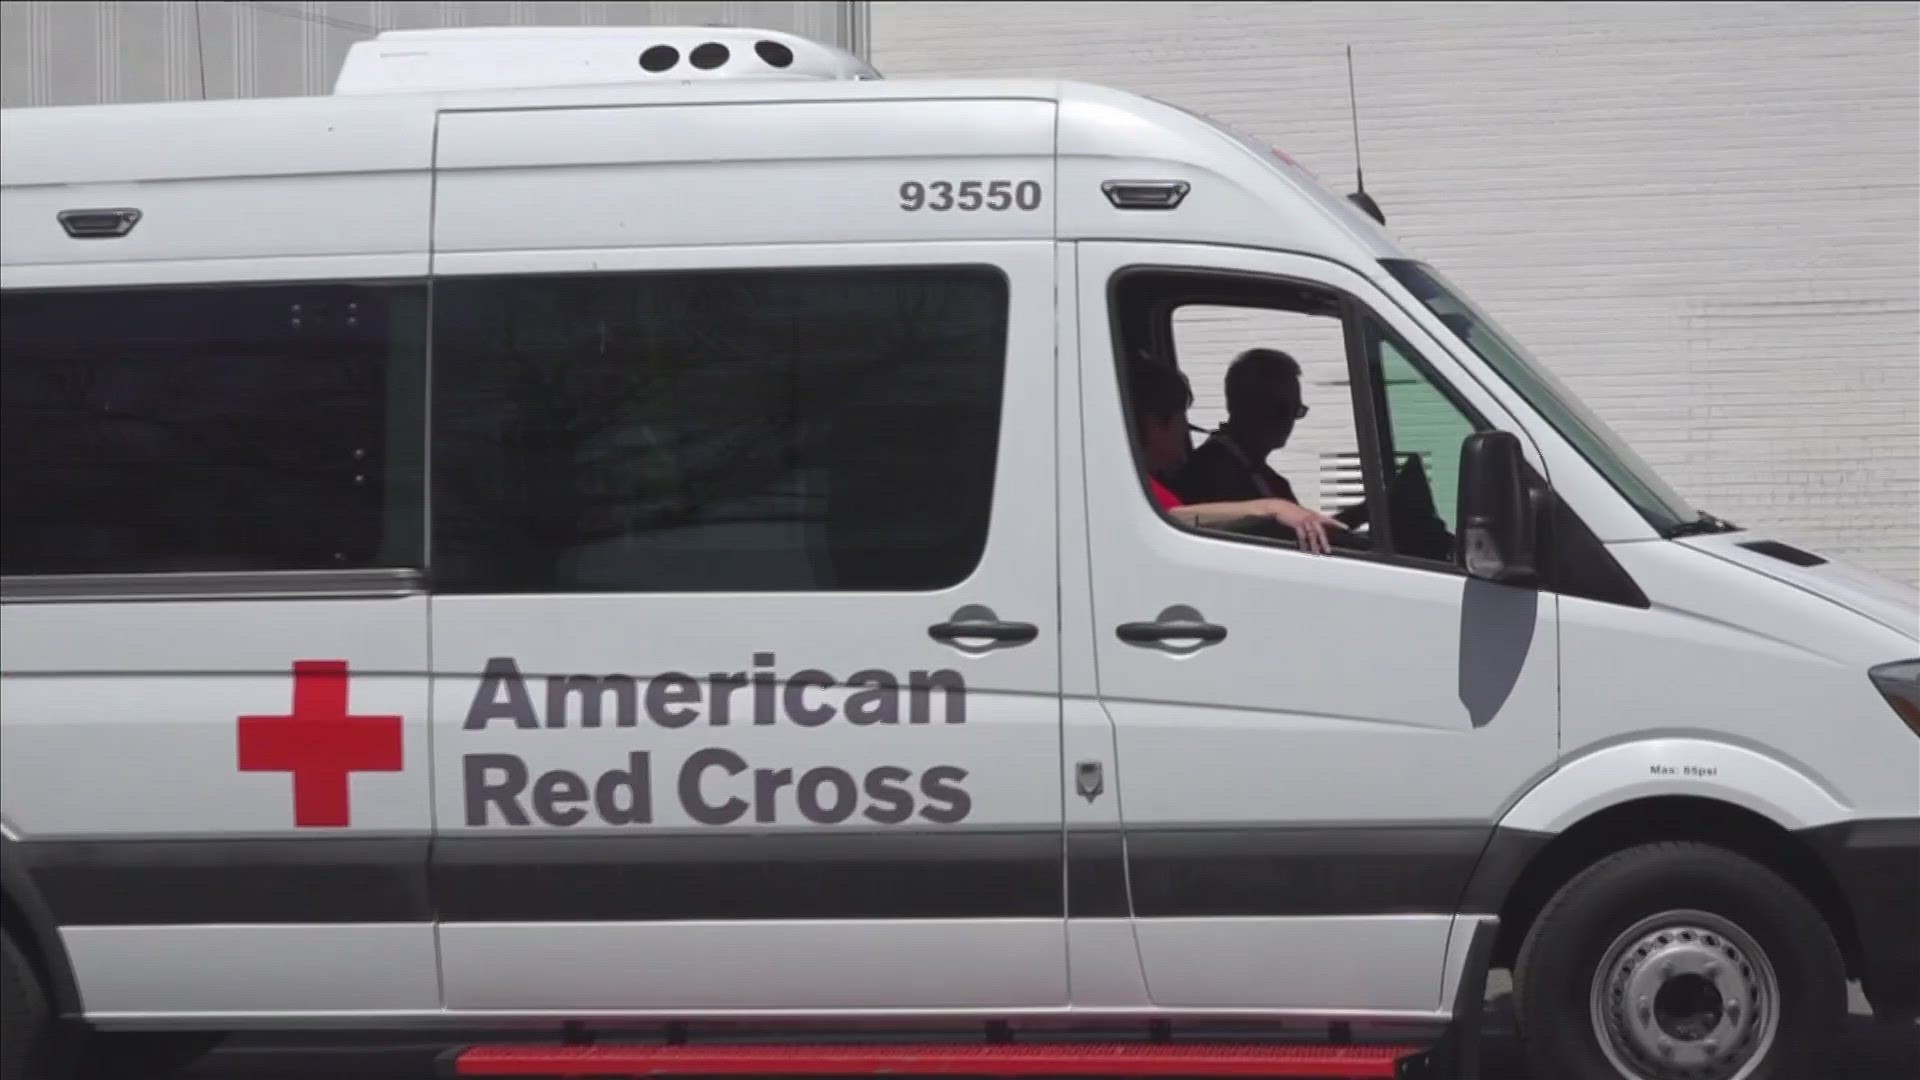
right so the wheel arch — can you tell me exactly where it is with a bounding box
[1482,794,1862,980]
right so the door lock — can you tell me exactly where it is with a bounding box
[1075,760,1104,802]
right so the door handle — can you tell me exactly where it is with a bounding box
[928,604,1038,652]
[1116,604,1227,652]
[1116,620,1226,644]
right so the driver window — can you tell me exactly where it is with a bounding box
[1112,267,1483,570]
[1362,318,1483,565]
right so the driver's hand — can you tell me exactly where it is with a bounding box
[1258,499,1348,555]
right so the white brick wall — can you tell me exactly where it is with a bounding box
[872,1,1920,584]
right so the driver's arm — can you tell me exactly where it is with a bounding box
[1170,497,1347,555]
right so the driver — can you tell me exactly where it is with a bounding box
[1175,347,1308,505]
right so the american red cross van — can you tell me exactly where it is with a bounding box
[1,25,1915,1080]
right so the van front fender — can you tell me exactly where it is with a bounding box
[1499,737,1853,836]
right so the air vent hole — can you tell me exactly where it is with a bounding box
[754,40,794,68]
[690,42,730,70]
[639,45,679,72]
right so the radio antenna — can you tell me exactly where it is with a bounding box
[1344,45,1385,225]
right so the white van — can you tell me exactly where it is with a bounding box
[1,25,1914,1080]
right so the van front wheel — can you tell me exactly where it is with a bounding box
[1513,842,1844,1080]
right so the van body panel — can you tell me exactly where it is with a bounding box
[1064,919,1153,1010]
[0,95,433,187]
[1054,86,1401,261]
[1127,916,1456,1014]
[61,923,440,1017]
[0,597,434,1017]
[426,89,1069,1007]
[1498,738,1855,835]
[1561,541,1919,821]
[0,95,433,280]
[0,174,432,273]
[433,98,1055,252]
[437,920,1066,1012]
[0,597,431,837]
[1677,532,1920,638]
[1073,242,1560,1010]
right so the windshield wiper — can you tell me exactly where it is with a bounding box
[1664,511,1741,538]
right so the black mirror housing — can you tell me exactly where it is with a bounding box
[1456,430,1539,585]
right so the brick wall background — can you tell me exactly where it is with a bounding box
[874,1,1919,583]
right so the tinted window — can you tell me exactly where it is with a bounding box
[0,283,426,576]
[431,265,1008,593]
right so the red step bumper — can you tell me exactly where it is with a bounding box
[448,1041,1427,1078]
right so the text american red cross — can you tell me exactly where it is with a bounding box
[237,660,403,828]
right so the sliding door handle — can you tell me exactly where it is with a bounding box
[930,620,1038,644]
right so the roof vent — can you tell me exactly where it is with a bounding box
[332,25,880,96]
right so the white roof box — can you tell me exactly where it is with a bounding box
[332,25,881,96]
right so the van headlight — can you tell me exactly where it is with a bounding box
[1869,659,1920,737]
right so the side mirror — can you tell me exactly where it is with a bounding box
[1456,431,1538,585]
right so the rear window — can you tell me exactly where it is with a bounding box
[0,282,427,576]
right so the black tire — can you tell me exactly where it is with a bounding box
[2,929,53,1080]
[1514,841,1845,1080]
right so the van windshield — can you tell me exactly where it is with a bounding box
[1381,259,1705,535]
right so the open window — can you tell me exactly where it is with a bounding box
[1110,266,1483,570]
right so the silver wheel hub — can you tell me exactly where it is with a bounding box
[1590,910,1779,1080]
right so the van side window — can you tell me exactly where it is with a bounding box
[1364,319,1479,559]
[0,283,427,577]
[1112,268,1480,568]
[430,264,1009,594]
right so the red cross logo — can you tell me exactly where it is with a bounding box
[237,660,403,828]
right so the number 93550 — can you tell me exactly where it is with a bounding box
[900,180,1043,213]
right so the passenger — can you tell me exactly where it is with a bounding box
[1175,347,1308,505]
[1129,363,1345,554]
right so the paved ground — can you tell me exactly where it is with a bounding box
[168,979,1917,1079]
